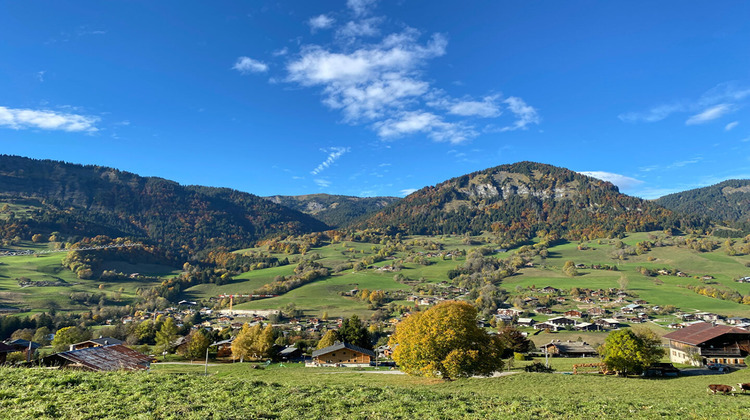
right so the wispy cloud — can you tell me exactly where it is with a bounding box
[579,171,644,190]
[0,106,99,132]
[336,18,382,39]
[232,56,268,74]
[620,82,749,124]
[314,178,331,188]
[309,14,335,32]
[36,71,46,82]
[272,47,288,57]
[618,103,684,123]
[399,188,418,196]
[347,0,378,17]
[311,147,350,175]
[667,157,702,169]
[685,104,732,125]
[501,97,541,131]
[725,121,739,131]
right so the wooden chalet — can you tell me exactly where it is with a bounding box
[663,322,750,367]
[564,310,583,318]
[42,344,151,371]
[309,342,375,367]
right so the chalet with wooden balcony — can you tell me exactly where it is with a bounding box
[663,322,750,367]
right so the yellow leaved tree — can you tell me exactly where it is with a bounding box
[389,301,504,379]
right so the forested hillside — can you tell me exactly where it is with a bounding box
[265,194,399,227]
[656,180,750,231]
[359,161,706,245]
[0,155,328,253]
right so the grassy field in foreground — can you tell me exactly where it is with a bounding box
[2,363,750,419]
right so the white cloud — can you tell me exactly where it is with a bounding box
[579,171,644,190]
[500,97,540,131]
[336,18,382,39]
[685,104,732,125]
[375,111,476,144]
[278,5,538,144]
[314,178,331,188]
[36,71,46,82]
[232,56,268,74]
[311,147,350,175]
[399,188,418,196]
[725,121,739,131]
[347,0,378,17]
[0,106,99,132]
[309,14,335,31]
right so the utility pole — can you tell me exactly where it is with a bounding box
[205,345,210,375]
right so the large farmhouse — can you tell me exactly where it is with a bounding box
[310,342,375,367]
[663,322,750,366]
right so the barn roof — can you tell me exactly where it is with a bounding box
[0,342,15,353]
[663,322,750,346]
[44,344,151,371]
[312,342,375,358]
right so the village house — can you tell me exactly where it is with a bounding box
[540,286,559,294]
[497,308,523,317]
[309,342,375,367]
[547,316,577,327]
[663,322,750,367]
[541,340,598,357]
[517,318,535,327]
[587,307,606,316]
[535,307,553,315]
[533,321,560,331]
[727,317,750,325]
[574,322,600,331]
[564,310,582,318]
[595,318,621,329]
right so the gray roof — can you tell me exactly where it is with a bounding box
[43,344,151,371]
[279,346,301,355]
[88,337,125,346]
[5,339,41,350]
[312,342,375,358]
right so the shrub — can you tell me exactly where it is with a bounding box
[524,362,554,373]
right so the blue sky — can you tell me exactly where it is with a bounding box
[1,1,749,199]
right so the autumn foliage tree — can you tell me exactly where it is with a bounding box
[389,301,504,379]
[599,328,665,376]
[231,323,276,362]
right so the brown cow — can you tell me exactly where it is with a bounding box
[707,384,735,395]
[737,383,750,394]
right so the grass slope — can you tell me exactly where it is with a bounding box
[2,364,749,419]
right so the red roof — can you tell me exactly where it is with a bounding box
[663,322,750,346]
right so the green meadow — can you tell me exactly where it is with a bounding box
[1,362,749,419]
[3,231,750,318]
